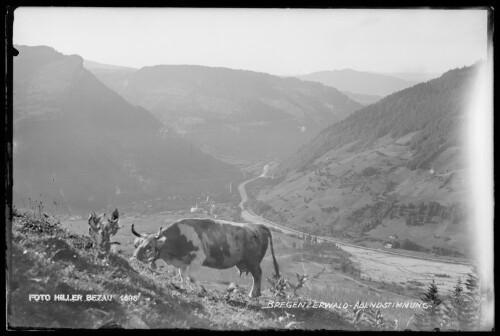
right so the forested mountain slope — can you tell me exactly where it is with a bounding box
[254,64,481,257]
[91,65,362,160]
[13,46,240,214]
[281,64,479,174]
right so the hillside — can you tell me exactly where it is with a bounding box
[340,91,382,106]
[282,64,479,174]
[298,69,417,97]
[253,64,481,257]
[383,72,440,83]
[83,59,137,73]
[91,65,362,160]
[13,46,240,215]
[8,209,357,330]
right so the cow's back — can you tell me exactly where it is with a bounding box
[177,219,269,269]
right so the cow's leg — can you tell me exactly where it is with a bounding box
[249,265,263,298]
[184,259,207,292]
[175,265,197,291]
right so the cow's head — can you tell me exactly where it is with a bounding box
[131,224,163,263]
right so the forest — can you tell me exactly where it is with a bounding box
[281,63,480,173]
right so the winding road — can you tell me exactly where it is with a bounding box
[237,164,474,291]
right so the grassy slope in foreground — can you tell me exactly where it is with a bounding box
[7,210,353,330]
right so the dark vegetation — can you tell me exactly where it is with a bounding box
[250,194,467,257]
[248,177,467,256]
[347,200,467,231]
[292,240,359,274]
[412,274,485,331]
[392,239,429,253]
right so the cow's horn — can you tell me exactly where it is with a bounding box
[131,224,141,237]
[155,226,163,239]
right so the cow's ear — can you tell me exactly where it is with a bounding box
[111,209,119,221]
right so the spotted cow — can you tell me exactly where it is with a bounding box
[131,218,280,298]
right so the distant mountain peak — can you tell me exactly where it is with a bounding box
[297,68,417,96]
[337,68,358,72]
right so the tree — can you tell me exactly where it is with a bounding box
[413,280,446,331]
[446,278,467,330]
[461,273,481,330]
[340,256,351,273]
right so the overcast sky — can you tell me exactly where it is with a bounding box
[14,7,488,76]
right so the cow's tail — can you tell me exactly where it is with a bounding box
[262,226,280,279]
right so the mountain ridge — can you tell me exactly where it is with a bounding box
[13,45,240,214]
[83,59,137,72]
[91,63,363,160]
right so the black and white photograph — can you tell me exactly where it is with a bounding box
[5,7,494,331]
